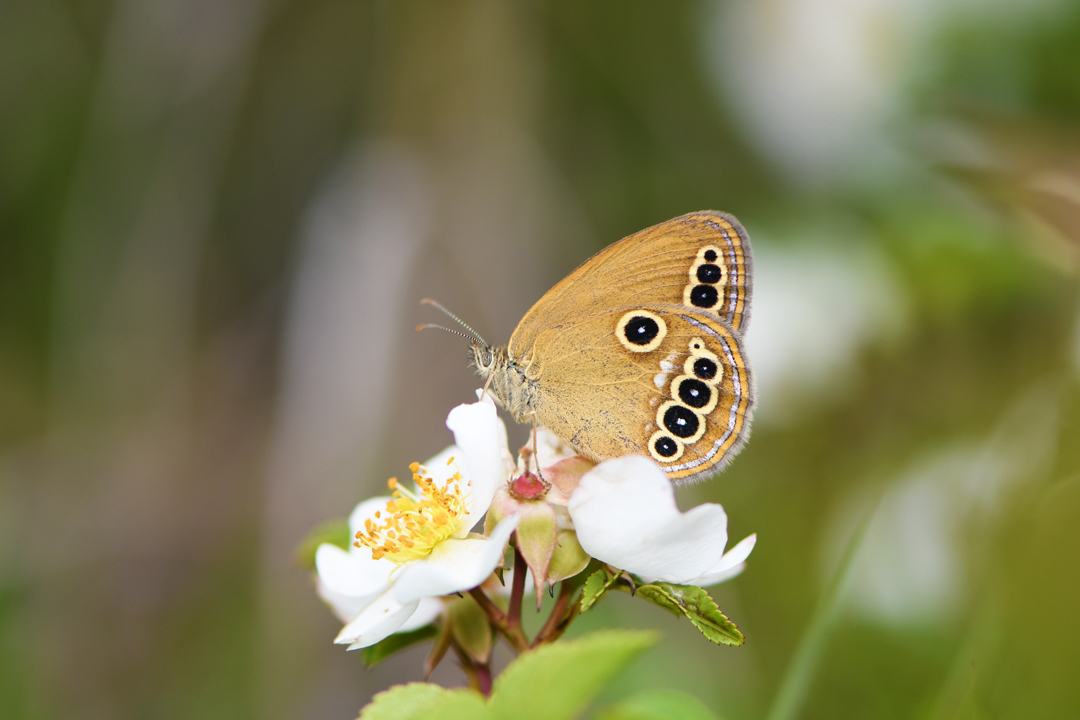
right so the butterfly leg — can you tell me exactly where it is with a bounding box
[530,412,547,483]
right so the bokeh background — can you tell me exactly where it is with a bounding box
[3,0,1080,718]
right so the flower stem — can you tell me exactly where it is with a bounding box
[452,643,491,697]
[508,545,527,632]
[533,580,578,646]
[468,587,530,653]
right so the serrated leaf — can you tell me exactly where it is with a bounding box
[489,630,658,720]
[580,568,619,612]
[294,518,351,569]
[357,682,451,720]
[359,685,486,720]
[596,688,722,720]
[636,583,743,646]
[361,625,439,668]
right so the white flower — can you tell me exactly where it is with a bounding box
[315,394,519,649]
[567,455,756,586]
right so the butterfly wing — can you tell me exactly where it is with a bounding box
[525,305,754,483]
[509,211,752,368]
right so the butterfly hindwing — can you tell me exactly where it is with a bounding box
[526,304,754,482]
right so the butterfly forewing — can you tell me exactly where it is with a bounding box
[509,211,753,366]
[525,305,754,482]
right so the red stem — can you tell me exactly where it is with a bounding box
[533,580,577,646]
[468,587,530,653]
[508,545,527,631]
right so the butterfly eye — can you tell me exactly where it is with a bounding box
[616,310,667,353]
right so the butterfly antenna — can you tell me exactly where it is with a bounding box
[420,298,487,347]
[415,323,477,343]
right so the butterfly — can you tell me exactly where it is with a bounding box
[428,211,754,483]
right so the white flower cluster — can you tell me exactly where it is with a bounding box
[316,393,755,649]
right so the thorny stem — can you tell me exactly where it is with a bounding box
[461,540,585,671]
[452,643,492,697]
[532,580,578,646]
[468,587,530,654]
[508,545,527,632]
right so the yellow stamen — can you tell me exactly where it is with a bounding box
[354,461,471,564]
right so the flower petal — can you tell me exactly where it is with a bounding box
[335,589,419,649]
[391,516,520,605]
[348,496,392,537]
[396,596,445,633]
[567,455,731,583]
[315,543,394,597]
[421,444,461,487]
[446,394,513,534]
[316,579,378,624]
[534,427,578,468]
[687,534,757,586]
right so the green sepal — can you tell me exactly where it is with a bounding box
[361,625,439,668]
[547,529,591,584]
[294,518,350,569]
[580,567,619,613]
[635,582,744,646]
[447,596,493,664]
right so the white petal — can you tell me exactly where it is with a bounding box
[446,395,512,534]
[316,579,380,624]
[534,427,578,468]
[568,456,731,583]
[391,516,519,605]
[396,596,445,632]
[421,444,461,487]
[687,534,757,586]
[348,496,392,536]
[335,589,419,649]
[690,563,747,587]
[315,543,394,597]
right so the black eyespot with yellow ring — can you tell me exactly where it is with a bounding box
[616,310,667,353]
[649,430,684,462]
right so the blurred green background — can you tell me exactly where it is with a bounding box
[2,0,1079,718]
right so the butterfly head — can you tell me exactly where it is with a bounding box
[469,340,495,374]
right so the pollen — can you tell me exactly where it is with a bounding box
[354,461,470,564]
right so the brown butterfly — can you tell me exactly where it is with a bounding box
[432,211,754,483]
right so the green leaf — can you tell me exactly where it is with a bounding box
[580,568,619,612]
[635,583,743,646]
[596,688,722,720]
[357,684,486,720]
[357,682,459,720]
[361,625,439,668]
[489,629,659,720]
[294,518,351,569]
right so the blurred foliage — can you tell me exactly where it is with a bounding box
[2,0,1079,719]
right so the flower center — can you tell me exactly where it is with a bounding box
[355,459,469,564]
